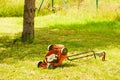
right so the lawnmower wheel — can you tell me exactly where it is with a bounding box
[48,64,55,69]
[48,45,53,51]
[37,61,42,68]
[61,48,68,54]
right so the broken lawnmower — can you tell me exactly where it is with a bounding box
[37,44,106,69]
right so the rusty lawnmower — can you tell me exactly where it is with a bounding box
[37,44,106,69]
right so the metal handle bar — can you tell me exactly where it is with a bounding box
[67,50,96,61]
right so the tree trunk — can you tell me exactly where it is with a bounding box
[22,0,35,43]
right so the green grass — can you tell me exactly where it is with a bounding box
[0,0,120,80]
[0,16,120,80]
[0,0,24,17]
[1,0,120,17]
[0,0,83,17]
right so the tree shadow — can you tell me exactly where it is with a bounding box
[0,20,120,63]
[35,20,120,49]
[58,62,77,68]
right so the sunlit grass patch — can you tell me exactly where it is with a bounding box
[0,0,24,17]
[0,17,23,37]
[1,48,120,80]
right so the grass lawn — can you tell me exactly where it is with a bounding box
[0,15,120,80]
[0,0,120,80]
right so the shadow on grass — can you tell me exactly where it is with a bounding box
[0,20,120,63]
[35,20,120,49]
[58,62,77,68]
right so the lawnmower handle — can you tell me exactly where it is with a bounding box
[67,50,106,61]
[67,50,96,61]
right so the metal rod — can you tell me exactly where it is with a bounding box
[38,0,44,13]
[61,0,68,9]
[67,50,94,57]
[52,0,54,11]
[96,0,98,9]
[67,50,96,61]
[67,54,94,61]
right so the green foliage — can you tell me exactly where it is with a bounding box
[0,0,24,17]
[0,0,120,17]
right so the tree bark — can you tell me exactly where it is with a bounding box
[22,0,35,43]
